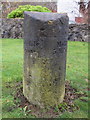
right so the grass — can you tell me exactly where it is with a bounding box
[66,41,88,94]
[1,38,88,118]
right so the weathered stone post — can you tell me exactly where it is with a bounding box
[23,12,69,108]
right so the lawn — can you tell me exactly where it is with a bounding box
[1,39,88,118]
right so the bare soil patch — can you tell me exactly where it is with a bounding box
[13,81,87,118]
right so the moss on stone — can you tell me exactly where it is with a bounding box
[23,57,65,108]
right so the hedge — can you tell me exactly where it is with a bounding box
[7,5,52,18]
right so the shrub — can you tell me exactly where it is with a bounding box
[7,5,52,18]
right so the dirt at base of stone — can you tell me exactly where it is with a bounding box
[13,81,87,118]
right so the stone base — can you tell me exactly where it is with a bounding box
[23,58,65,108]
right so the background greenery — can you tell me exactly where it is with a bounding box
[2,39,88,118]
[7,5,51,18]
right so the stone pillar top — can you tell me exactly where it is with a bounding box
[24,11,68,22]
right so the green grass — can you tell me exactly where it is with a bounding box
[60,99,88,118]
[66,42,88,94]
[1,39,88,118]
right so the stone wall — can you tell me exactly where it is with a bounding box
[1,19,24,38]
[68,24,89,42]
[1,19,89,42]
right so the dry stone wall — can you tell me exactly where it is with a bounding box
[69,24,89,42]
[1,18,89,42]
[1,19,24,38]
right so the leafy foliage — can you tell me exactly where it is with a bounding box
[7,5,52,18]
